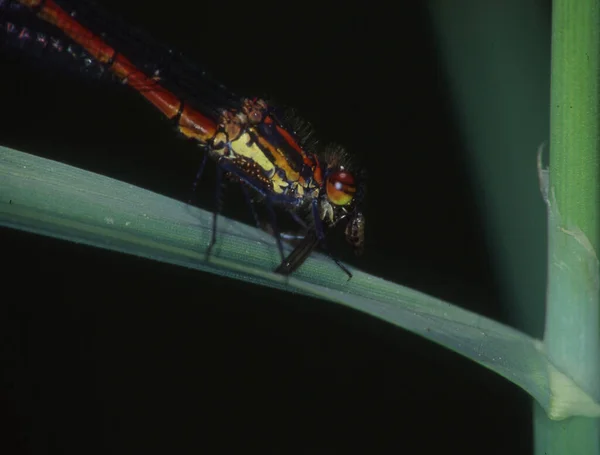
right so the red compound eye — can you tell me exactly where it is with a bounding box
[326,170,356,206]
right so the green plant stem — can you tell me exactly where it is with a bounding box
[536,0,600,453]
[550,0,600,253]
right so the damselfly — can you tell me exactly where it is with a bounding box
[1,0,366,278]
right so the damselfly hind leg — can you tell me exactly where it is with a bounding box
[187,151,208,205]
[206,157,225,259]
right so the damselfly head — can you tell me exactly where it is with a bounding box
[321,145,366,256]
[321,168,365,256]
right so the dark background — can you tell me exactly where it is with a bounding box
[1,1,540,453]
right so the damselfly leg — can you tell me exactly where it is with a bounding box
[274,229,354,280]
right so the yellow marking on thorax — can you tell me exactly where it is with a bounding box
[230,132,275,172]
[218,131,291,195]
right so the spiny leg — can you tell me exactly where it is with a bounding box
[206,158,226,259]
[187,151,208,205]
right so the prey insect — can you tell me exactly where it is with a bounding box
[2,0,366,277]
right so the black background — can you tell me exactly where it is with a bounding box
[1,1,543,453]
